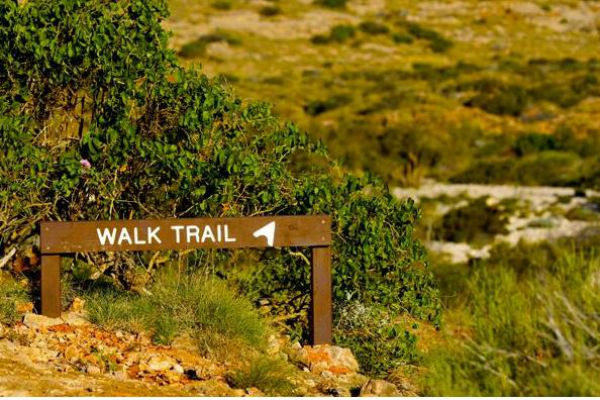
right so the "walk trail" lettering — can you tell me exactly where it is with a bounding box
[96,225,237,246]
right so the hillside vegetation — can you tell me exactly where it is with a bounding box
[166,0,600,187]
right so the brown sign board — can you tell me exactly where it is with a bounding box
[39,215,333,345]
[41,216,331,253]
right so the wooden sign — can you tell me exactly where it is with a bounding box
[40,215,333,345]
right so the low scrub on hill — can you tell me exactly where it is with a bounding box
[423,239,600,396]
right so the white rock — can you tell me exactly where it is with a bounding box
[86,365,102,375]
[360,379,398,397]
[148,355,175,371]
[173,363,185,374]
[22,313,62,329]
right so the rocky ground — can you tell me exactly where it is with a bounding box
[0,303,403,397]
[395,181,600,263]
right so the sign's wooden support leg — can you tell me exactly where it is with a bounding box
[310,246,332,345]
[41,255,61,318]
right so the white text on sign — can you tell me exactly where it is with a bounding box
[96,224,237,246]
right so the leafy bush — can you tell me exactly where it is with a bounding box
[465,84,529,116]
[428,36,453,53]
[452,152,587,187]
[334,301,420,378]
[179,31,242,58]
[512,151,583,186]
[565,206,600,222]
[329,24,356,43]
[0,0,440,341]
[513,133,557,156]
[258,6,281,17]
[433,197,509,243]
[358,21,390,35]
[392,33,414,44]
[211,0,233,10]
[310,34,331,45]
[314,0,347,9]
[304,94,352,116]
[405,22,453,52]
[311,25,356,45]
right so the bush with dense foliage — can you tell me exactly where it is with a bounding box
[0,0,440,347]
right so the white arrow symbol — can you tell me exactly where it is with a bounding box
[253,221,276,247]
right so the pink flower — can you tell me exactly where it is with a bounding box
[80,159,91,169]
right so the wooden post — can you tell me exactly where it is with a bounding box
[41,255,61,318]
[310,246,332,345]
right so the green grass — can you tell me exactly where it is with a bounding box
[0,274,30,325]
[423,240,600,396]
[84,268,267,352]
[227,355,297,395]
[179,31,243,59]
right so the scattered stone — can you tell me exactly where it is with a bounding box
[68,297,86,312]
[266,334,281,354]
[246,387,263,396]
[360,379,399,397]
[321,370,334,379]
[64,345,79,362]
[296,344,359,375]
[86,365,102,375]
[23,313,63,329]
[16,301,34,313]
[147,355,176,372]
[291,341,302,351]
[173,363,184,374]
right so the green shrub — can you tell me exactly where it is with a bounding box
[405,22,453,52]
[406,23,441,40]
[334,301,420,378]
[512,151,583,186]
[304,94,352,116]
[358,21,390,35]
[179,31,243,58]
[565,206,600,221]
[392,33,414,44]
[0,274,30,325]
[529,83,584,108]
[311,25,357,45]
[0,0,440,343]
[465,84,529,116]
[513,133,557,156]
[211,0,233,10]
[429,36,453,53]
[227,356,297,395]
[314,0,347,9]
[329,24,356,43]
[310,34,331,45]
[258,6,281,17]
[452,152,585,186]
[433,197,509,243]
